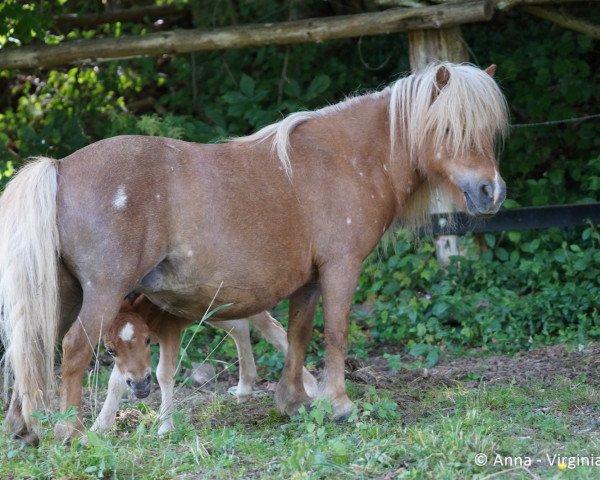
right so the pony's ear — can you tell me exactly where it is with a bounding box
[435,65,450,90]
[484,64,497,77]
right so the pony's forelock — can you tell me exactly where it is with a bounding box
[390,62,509,165]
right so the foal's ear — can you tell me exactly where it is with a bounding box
[484,64,497,77]
[435,65,450,90]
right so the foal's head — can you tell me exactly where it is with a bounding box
[395,63,509,216]
[104,301,153,398]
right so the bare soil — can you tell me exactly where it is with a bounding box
[81,343,600,431]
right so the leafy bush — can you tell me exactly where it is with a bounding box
[0,3,598,371]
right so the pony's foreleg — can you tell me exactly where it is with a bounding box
[55,296,121,442]
[275,284,320,416]
[90,366,127,433]
[153,322,182,436]
[248,312,318,398]
[207,319,256,402]
[318,261,362,420]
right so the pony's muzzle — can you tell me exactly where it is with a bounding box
[126,374,152,398]
[462,177,506,216]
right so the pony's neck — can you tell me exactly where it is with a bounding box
[326,90,427,221]
[347,90,427,219]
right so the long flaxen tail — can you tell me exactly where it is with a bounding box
[0,157,60,432]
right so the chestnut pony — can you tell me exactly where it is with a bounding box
[93,296,317,435]
[0,62,508,442]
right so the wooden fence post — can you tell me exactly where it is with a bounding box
[408,27,469,266]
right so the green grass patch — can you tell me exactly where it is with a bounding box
[2,363,599,479]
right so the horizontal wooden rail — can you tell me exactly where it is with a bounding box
[0,2,493,70]
[430,203,600,235]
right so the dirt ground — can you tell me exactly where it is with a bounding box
[81,343,600,429]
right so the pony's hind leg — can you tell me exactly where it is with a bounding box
[275,284,320,416]
[207,319,257,402]
[55,292,123,442]
[249,312,318,398]
[90,365,128,433]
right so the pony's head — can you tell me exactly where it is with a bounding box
[103,299,153,398]
[391,62,509,216]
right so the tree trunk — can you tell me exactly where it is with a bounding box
[408,27,468,266]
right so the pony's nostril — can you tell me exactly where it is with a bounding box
[145,374,152,384]
[480,183,493,200]
[126,379,133,388]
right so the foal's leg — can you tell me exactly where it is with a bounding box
[248,312,318,398]
[90,366,127,433]
[275,284,320,416]
[55,292,122,442]
[318,261,362,420]
[206,319,257,402]
[152,320,183,436]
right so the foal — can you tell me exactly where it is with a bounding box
[92,297,317,435]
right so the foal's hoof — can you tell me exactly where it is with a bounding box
[302,368,319,399]
[54,420,81,444]
[228,385,253,403]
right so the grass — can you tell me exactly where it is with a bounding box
[2,351,600,479]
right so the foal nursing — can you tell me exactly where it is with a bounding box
[0,62,508,442]
[93,296,317,435]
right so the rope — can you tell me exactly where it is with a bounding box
[511,113,600,128]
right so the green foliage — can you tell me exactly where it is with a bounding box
[0,2,598,369]
[355,226,600,362]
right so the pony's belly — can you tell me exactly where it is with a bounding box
[137,257,312,320]
[143,285,282,320]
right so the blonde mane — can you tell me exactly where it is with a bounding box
[234,62,509,177]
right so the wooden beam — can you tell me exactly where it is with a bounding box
[54,4,185,30]
[520,6,600,39]
[496,0,600,11]
[0,2,493,70]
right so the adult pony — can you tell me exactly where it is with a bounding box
[0,62,508,442]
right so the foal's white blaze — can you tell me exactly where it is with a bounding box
[119,322,135,342]
[113,185,128,210]
[493,170,501,204]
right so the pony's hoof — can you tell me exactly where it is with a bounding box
[331,395,354,422]
[275,382,312,417]
[14,430,39,446]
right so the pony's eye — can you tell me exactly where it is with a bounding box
[145,337,151,346]
[445,127,450,136]
[106,348,116,357]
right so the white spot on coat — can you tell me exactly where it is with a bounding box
[113,185,127,210]
[187,250,193,257]
[119,322,135,342]
[346,217,352,225]
[435,151,442,160]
